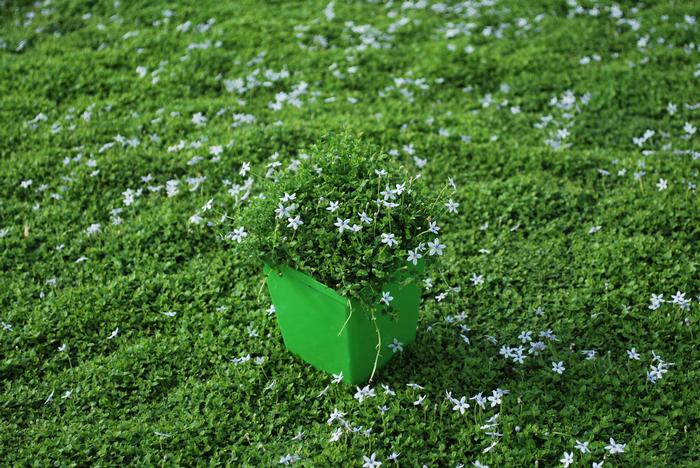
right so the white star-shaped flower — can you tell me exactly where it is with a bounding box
[287,215,303,230]
[388,338,403,353]
[406,249,422,265]
[428,238,446,256]
[552,361,565,374]
[380,232,397,247]
[380,291,393,305]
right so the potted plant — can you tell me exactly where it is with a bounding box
[224,135,453,384]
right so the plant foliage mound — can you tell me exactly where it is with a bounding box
[225,135,453,306]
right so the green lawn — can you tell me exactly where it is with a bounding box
[1,0,699,466]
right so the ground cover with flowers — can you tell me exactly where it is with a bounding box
[1,0,699,466]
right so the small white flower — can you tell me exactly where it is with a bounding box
[413,394,426,406]
[649,293,664,310]
[334,217,351,233]
[359,212,373,224]
[388,338,403,353]
[278,454,301,465]
[671,290,691,310]
[86,223,101,235]
[165,180,179,197]
[287,215,303,230]
[329,428,343,442]
[428,221,440,234]
[452,396,470,414]
[518,331,532,343]
[331,372,343,384]
[486,394,505,414]
[406,249,422,265]
[575,440,590,453]
[201,199,213,212]
[327,408,346,425]
[529,341,546,355]
[239,162,251,176]
[107,328,119,340]
[560,451,574,467]
[362,452,382,468]
[380,232,398,247]
[428,238,446,256]
[192,112,207,126]
[470,273,484,285]
[552,361,565,374]
[380,291,393,305]
[281,192,297,202]
[627,348,641,360]
[275,203,293,219]
[228,227,247,243]
[354,385,376,403]
[445,198,459,213]
[470,392,487,409]
[380,186,396,200]
[656,178,668,191]
[327,200,340,212]
[122,188,136,206]
[604,438,626,454]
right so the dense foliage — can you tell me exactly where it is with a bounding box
[226,135,452,307]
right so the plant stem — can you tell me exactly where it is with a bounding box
[368,313,382,382]
[338,299,354,336]
[256,276,267,300]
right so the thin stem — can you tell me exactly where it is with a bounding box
[212,208,236,221]
[427,182,452,214]
[257,275,267,300]
[338,299,354,336]
[368,313,382,382]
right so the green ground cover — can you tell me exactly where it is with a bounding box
[1,0,699,465]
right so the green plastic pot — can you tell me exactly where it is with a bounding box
[263,262,423,384]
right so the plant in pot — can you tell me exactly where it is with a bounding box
[224,135,454,384]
